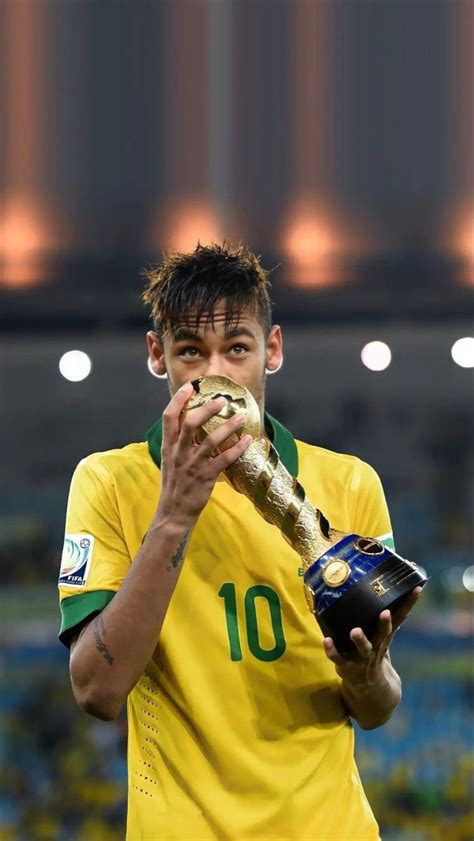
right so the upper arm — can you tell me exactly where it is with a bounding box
[58,459,131,647]
[69,619,90,656]
[348,459,394,548]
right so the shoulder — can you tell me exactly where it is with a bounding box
[295,438,382,493]
[294,438,390,535]
[72,442,154,485]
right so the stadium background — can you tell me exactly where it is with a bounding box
[0,1,472,840]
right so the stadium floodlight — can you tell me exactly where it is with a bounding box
[443,566,465,593]
[462,566,474,593]
[360,341,392,372]
[451,337,474,368]
[59,350,92,382]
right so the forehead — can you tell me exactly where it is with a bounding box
[166,304,262,340]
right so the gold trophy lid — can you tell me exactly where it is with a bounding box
[185,375,262,449]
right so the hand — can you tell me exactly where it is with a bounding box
[323,586,422,687]
[156,382,253,527]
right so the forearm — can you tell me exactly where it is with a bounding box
[340,654,401,730]
[70,514,193,720]
[68,386,251,721]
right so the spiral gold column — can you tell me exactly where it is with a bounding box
[186,375,345,569]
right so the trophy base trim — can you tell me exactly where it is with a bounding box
[315,555,428,655]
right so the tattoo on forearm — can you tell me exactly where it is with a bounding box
[166,533,189,572]
[93,613,114,665]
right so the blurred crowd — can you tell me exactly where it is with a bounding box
[0,404,472,841]
[0,632,472,841]
[357,665,474,841]
[0,660,127,841]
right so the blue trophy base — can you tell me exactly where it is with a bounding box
[304,536,428,655]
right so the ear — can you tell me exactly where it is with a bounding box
[146,331,167,376]
[265,325,283,373]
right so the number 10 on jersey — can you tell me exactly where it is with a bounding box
[218,583,286,662]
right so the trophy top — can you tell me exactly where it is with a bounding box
[185,375,261,448]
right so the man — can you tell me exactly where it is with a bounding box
[58,242,420,840]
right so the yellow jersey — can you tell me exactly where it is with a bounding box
[58,414,393,841]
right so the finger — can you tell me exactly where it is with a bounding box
[211,433,253,472]
[349,627,373,658]
[180,397,227,445]
[390,586,423,632]
[162,383,195,445]
[198,412,247,456]
[372,609,392,650]
[322,637,345,666]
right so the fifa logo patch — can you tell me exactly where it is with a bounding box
[58,534,94,587]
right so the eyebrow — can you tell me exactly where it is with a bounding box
[171,326,257,342]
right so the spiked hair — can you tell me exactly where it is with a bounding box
[142,242,272,338]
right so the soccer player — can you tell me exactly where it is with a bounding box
[58,242,421,841]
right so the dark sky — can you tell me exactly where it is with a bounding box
[0,0,472,289]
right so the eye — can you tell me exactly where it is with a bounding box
[180,346,201,358]
[229,344,249,355]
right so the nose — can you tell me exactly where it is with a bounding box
[202,352,229,379]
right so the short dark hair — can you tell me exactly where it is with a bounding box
[142,242,272,338]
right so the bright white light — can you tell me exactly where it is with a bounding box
[451,337,474,368]
[443,566,465,593]
[462,565,474,592]
[361,341,392,372]
[59,350,92,382]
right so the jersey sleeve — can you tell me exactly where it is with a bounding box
[347,459,395,550]
[58,457,131,647]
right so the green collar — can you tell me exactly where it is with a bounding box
[146,412,298,477]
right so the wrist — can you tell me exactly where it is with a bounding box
[341,659,401,708]
[341,668,389,699]
[149,509,197,538]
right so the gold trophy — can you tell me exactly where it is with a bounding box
[186,375,427,654]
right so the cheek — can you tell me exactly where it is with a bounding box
[243,364,266,405]
[167,360,207,393]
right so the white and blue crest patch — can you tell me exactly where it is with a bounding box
[58,534,95,587]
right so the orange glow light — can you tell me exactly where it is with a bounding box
[456,211,474,285]
[441,205,474,285]
[456,212,474,266]
[153,198,223,253]
[282,199,339,288]
[0,195,53,288]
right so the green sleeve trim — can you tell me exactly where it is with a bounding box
[378,532,395,552]
[59,589,116,648]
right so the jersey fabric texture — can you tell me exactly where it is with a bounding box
[58,414,393,841]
